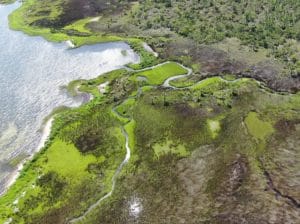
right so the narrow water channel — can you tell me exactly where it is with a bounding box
[0,2,139,194]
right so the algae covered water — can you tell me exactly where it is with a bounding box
[0,2,139,193]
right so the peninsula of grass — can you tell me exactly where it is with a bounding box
[7,0,160,71]
[1,62,300,223]
[0,96,127,223]
[67,69,130,98]
[1,0,300,223]
[7,0,122,46]
[131,62,187,85]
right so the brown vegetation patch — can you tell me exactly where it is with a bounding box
[173,103,207,117]
[32,0,134,28]
[213,154,249,200]
[159,39,300,93]
[244,62,300,93]
[161,39,247,75]
[74,128,103,153]
[274,119,300,138]
[263,120,300,206]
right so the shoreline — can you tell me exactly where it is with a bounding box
[0,1,141,197]
[1,117,54,196]
[1,0,300,223]
[1,83,98,196]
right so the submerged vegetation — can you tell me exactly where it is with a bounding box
[0,0,300,223]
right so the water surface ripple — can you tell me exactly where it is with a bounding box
[0,2,139,193]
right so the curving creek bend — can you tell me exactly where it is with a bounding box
[0,2,139,195]
[0,2,187,222]
[1,2,295,223]
[67,62,255,222]
[68,125,131,223]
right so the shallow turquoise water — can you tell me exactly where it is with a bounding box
[0,2,138,193]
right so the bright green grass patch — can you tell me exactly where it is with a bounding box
[66,80,83,96]
[64,17,92,34]
[153,139,189,158]
[0,167,37,220]
[8,153,28,167]
[111,107,129,123]
[191,77,252,94]
[222,74,238,81]
[79,82,101,97]
[115,98,136,118]
[70,35,122,47]
[130,85,153,97]
[191,77,223,90]
[8,0,122,46]
[69,69,129,97]
[207,119,221,139]
[245,112,274,141]
[42,139,98,181]
[169,76,196,88]
[141,85,154,92]
[127,39,160,70]
[191,63,201,73]
[9,0,66,41]
[133,62,187,85]
[282,92,300,111]
[124,120,136,152]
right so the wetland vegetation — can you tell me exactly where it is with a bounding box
[0,0,300,223]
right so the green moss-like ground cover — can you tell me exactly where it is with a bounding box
[124,120,136,152]
[1,0,300,223]
[8,0,122,46]
[207,119,221,139]
[42,139,98,180]
[0,85,128,222]
[115,98,136,118]
[63,18,93,34]
[132,62,187,85]
[169,76,197,88]
[89,75,300,224]
[245,112,274,141]
[1,63,300,223]
[153,139,189,158]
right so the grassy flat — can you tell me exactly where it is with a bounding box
[245,112,274,141]
[207,119,221,139]
[115,98,136,118]
[1,65,300,223]
[169,76,196,88]
[42,139,98,180]
[133,62,187,85]
[8,0,122,45]
[1,0,300,222]
[153,139,189,158]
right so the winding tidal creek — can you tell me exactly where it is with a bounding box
[0,2,139,194]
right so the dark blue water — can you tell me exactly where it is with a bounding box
[0,2,139,192]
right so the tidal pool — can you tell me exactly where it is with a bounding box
[0,2,139,193]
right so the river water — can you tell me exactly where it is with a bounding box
[0,2,139,193]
